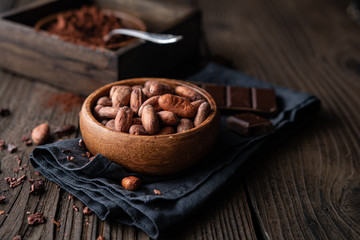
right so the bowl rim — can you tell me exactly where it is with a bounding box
[82,77,219,138]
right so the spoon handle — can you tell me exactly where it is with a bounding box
[104,29,183,44]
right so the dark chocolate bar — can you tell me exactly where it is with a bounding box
[200,83,277,114]
[226,113,274,137]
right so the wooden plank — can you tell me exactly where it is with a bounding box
[195,0,360,239]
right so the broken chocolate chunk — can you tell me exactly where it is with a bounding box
[226,113,274,137]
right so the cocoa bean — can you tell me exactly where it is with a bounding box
[141,105,159,134]
[98,107,120,118]
[31,123,50,145]
[156,126,175,135]
[114,106,133,133]
[105,119,116,130]
[191,99,206,109]
[138,96,161,117]
[129,125,148,135]
[146,81,172,96]
[111,86,132,107]
[130,88,145,114]
[132,117,142,125]
[175,85,203,101]
[97,96,112,106]
[157,111,179,126]
[177,118,194,133]
[194,102,211,126]
[158,94,197,118]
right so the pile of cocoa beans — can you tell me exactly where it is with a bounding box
[93,80,212,135]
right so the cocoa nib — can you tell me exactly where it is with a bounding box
[54,124,76,137]
[30,180,45,194]
[22,135,32,146]
[8,175,26,188]
[51,218,61,228]
[28,212,45,225]
[79,139,86,150]
[83,206,93,215]
[0,139,5,150]
[7,143,17,153]
[0,108,10,117]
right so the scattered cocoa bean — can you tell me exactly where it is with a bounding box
[28,212,45,225]
[31,123,50,145]
[73,205,79,212]
[158,94,197,118]
[121,176,141,191]
[97,236,106,240]
[177,118,194,133]
[12,235,21,240]
[0,195,6,203]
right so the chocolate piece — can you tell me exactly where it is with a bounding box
[226,113,274,137]
[226,86,251,108]
[251,88,277,112]
[200,83,277,114]
[201,84,226,107]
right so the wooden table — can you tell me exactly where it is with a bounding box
[1,0,360,239]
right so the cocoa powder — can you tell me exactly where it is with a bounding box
[41,5,130,49]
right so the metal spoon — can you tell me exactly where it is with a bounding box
[103,29,183,44]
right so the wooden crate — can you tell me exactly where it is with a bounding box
[0,0,201,95]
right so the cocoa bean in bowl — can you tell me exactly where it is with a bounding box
[79,78,220,176]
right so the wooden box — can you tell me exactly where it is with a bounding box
[0,0,201,95]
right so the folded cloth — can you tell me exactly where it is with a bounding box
[30,63,320,239]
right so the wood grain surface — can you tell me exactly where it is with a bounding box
[1,0,360,239]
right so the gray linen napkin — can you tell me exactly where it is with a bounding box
[30,63,320,239]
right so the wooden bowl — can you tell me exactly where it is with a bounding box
[79,78,220,176]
